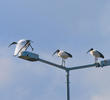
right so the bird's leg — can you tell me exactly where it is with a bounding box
[95,57,100,67]
[62,58,63,66]
[61,59,65,67]
[95,57,98,63]
[64,60,65,67]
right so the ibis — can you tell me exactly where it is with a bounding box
[52,49,72,66]
[8,39,34,56]
[87,48,104,63]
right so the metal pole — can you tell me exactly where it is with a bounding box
[38,58,66,70]
[38,58,99,100]
[66,70,70,100]
[14,51,110,100]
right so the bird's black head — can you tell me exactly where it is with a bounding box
[56,49,60,52]
[26,40,31,43]
[87,48,94,53]
[52,49,60,56]
[26,40,34,51]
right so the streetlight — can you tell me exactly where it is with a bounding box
[17,51,110,100]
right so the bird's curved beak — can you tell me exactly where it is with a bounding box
[87,51,89,54]
[52,50,57,56]
[8,42,17,47]
[87,50,90,54]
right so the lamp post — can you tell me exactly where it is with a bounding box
[66,70,70,100]
[9,39,110,100]
[18,51,110,100]
[38,58,99,100]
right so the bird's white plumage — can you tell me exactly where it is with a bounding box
[14,39,30,56]
[57,51,70,59]
[53,50,72,66]
[9,39,35,61]
[88,48,104,63]
[90,50,101,58]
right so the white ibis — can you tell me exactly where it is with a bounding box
[87,48,104,63]
[52,49,72,66]
[8,39,34,56]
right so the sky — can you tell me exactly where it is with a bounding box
[1,0,110,100]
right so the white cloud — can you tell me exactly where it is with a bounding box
[91,92,110,100]
[15,87,31,100]
[0,58,11,82]
[0,47,14,88]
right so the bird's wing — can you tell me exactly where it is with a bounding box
[15,41,30,56]
[8,42,17,47]
[96,50,104,58]
[64,51,72,58]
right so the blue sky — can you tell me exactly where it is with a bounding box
[1,0,110,100]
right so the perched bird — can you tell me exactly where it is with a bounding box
[52,49,72,66]
[8,39,34,56]
[87,48,104,63]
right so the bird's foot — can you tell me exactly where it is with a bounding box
[61,64,65,67]
[95,63,100,67]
